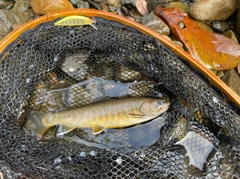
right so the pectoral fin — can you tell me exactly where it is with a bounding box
[127,110,145,118]
[57,125,76,137]
[92,125,105,134]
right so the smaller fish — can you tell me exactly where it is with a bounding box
[54,15,97,29]
[24,97,170,140]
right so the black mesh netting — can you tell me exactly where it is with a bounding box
[0,17,240,178]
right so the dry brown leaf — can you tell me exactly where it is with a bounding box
[30,0,74,15]
[156,6,240,71]
[135,0,148,16]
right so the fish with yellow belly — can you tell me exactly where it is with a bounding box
[24,97,170,140]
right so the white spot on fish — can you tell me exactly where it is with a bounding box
[90,151,96,156]
[116,157,122,164]
[175,131,214,170]
[54,158,62,164]
[213,97,219,104]
[80,152,86,157]
[26,78,30,83]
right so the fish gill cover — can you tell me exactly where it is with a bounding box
[0,17,239,178]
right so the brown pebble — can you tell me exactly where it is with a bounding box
[221,68,240,96]
[224,30,239,43]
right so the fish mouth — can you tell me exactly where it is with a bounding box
[158,102,171,113]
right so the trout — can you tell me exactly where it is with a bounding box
[25,97,170,140]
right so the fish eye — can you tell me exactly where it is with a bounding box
[157,101,162,105]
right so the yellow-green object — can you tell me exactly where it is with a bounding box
[54,15,95,26]
[25,97,170,139]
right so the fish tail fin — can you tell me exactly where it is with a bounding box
[24,111,49,140]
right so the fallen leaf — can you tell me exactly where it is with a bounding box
[135,0,148,16]
[155,7,240,71]
[30,0,74,15]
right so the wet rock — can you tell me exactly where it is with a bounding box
[210,70,225,78]
[216,70,225,78]
[106,0,122,14]
[166,2,189,12]
[146,0,168,12]
[78,1,90,8]
[147,0,188,12]
[224,30,238,43]
[211,21,230,32]
[162,35,172,41]
[0,0,13,9]
[141,12,170,36]
[86,0,102,9]
[106,0,120,6]
[30,0,74,15]
[189,0,237,21]
[70,0,90,8]
[129,10,142,23]
[222,68,240,96]
[13,0,29,13]
[172,40,183,48]
[121,6,130,16]
[122,0,134,5]
[0,9,30,39]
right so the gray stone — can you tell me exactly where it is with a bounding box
[224,30,238,43]
[0,0,13,9]
[141,12,170,36]
[189,0,237,21]
[211,21,230,32]
[13,0,29,13]
[0,9,30,37]
[106,0,119,6]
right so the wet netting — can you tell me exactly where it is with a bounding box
[0,17,240,178]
